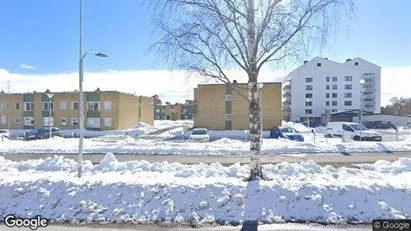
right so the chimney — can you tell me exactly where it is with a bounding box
[96,88,101,92]
[304,61,308,64]
[33,91,37,94]
[346,58,352,62]
[233,80,237,84]
[324,58,328,60]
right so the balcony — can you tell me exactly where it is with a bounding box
[283,93,291,98]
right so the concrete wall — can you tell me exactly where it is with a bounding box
[118,93,154,130]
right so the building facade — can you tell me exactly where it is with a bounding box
[154,100,195,120]
[194,82,282,130]
[283,57,381,122]
[0,89,154,130]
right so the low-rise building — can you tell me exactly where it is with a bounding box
[193,81,282,130]
[154,99,195,120]
[0,89,154,130]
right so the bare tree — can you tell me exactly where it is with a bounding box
[148,0,355,180]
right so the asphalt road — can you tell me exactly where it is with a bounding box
[1,152,410,167]
[0,223,372,231]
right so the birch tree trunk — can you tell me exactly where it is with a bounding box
[247,0,263,180]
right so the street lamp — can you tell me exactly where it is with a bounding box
[78,0,108,178]
[258,83,264,142]
[45,90,54,138]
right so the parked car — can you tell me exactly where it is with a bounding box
[0,129,9,139]
[269,126,304,142]
[325,122,382,141]
[364,121,395,129]
[302,121,320,128]
[24,127,64,141]
[188,128,210,142]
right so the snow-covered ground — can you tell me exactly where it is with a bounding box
[154,120,194,129]
[1,135,411,155]
[1,154,410,224]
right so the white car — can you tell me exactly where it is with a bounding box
[189,128,210,142]
[326,122,382,141]
[0,129,10,139]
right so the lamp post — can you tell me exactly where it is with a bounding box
[258,83,264,142]
[45,90,54,138]
[78,0,108,178]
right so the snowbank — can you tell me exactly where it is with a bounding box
[1,136,411,155]
[0,155,410,224]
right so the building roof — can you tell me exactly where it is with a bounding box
[330,109,374,117]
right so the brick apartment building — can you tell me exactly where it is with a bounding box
[0,89,154,130]
[193,82,282,130]
[153,96,195,120]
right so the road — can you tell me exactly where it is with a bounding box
[0,223,372,231]
[1,152,410,167]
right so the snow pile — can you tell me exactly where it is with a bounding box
[1,136,411,155]
[355,158,411,174]
[154,120,194,129]
[0,155,410,224]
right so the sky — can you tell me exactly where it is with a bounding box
[0,0,410,105]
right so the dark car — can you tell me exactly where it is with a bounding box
[24,127,63,141]
[364,121,395,129]
[269,126,305,142]
[302,121,320,128]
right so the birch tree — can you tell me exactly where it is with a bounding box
[149,0,355,180]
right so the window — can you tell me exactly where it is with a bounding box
[317,63,321,67]
[104,118,112,127]
[60,101,67,110]
[24,102,34,111]
[326,85,330,90]
[161,109,165,113]
[326,76,330,82]
[345,76,352,81]
[87,118,101,128]
[24,117,34,126]
[332,101,338,106]
[326,101,330,106]
[305,101,312,106]
[332,109,338,113]
[15,102,20,110]
[0,116,6,125]
[156,109,160,113]
[343,124,355,132]
[345,84,352,90]
[326,93,330,98]
[332,93,338,98]
[60,117,67,126]
[104,101,112,110]
[355,62,358,66]
[71,101,79,110]
[345,93,352,98]
[332,85,337,90]
[71,117,79,126]
[15,118,21,124]
[87,101,100,112]
[183,108,187,113]
[305,85,313,90]
[225,114,232,121]
[42,102,54,111]
[0,102,6,110]
[42,117,54,126]
[305,77,313,83]
[305,109,312,114]
[344,101,352,106]
[305,93,313,98]
[332,76,337,82]
[225,95,232,102]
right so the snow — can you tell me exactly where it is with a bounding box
[154,120,194,129]
[0,154,410,224]
[1,135,411,155]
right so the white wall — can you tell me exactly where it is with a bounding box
[344,58,381,114]
[290,57,361,121]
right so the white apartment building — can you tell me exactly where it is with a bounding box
[283,57,381,122]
